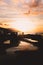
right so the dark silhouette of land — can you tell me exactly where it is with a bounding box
[0,27,43,65]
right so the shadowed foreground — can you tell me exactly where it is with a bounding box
[0,27,43,65]
[0,49,43,65]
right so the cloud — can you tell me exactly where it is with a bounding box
[0,0,8,5]
[29,0,41,7]
[0,0,43,20]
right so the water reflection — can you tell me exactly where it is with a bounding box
[0,27,43,55]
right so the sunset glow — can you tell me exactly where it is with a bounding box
[8,19,36,33]
[0,0,43,52]
[0,0,43,34]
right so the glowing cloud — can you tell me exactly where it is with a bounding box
[8,18,37,33]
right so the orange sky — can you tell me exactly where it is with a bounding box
[0,0,43,34]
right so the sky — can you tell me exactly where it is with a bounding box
[0,0,43,34]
